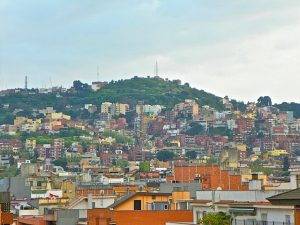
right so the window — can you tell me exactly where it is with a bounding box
[261,213,267,225]
[152,195,156,200]
[147,203,153,210]
[285,215,291,225]
[134,200,142,210]
[164,204,169,210]
[196,211,201,220]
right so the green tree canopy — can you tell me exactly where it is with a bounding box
[157,150,175,162]
[186,150,197,159]
[283,156,290,172]
[53,157,68,170]
[257,96,272,107]
[139,161,150,172]
[199,212,230,225]
[185,122,204,136]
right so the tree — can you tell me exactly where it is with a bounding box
[116,159,129,168]
[157,150,175,162]
[73,80,90,92]
[16,110,33,117]
[139,161,150,172]
[283,156,290,172]
[186,151,197,159]
[206,156,219,164]
[0,165,18,178]
[208,127,229,136]
[185,123,204,136]
[9,155,15,166]
[199,212,231,225]
[81,109,90,120]
[53,157,68,170]
[257,96,272,107]
[252,166,273,176]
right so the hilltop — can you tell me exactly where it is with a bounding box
[91,76,229,110]
[0,77,232,107]
[1,76,299,123]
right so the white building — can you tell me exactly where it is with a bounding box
[67,194,116,218]
[190,190,294,224]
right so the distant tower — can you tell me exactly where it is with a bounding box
[25,76,28,90]
[97,66,100,81]
[155,61,158,77]
[49,76,53,87]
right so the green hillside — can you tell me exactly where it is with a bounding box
[91,77,225,110]
[0,76,242,123]
[275,102,300,119]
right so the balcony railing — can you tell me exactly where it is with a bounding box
[232,219,293,225]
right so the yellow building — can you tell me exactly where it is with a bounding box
[111,103,129,116]
[109,191,191,211]
[21,123,39,132]
[61,180,75,199]
[241,173,268,185]
[25,139,37,149]
[14,117,34,125]
[246,112,256,119]
[100,137,115,145]
[236,143,246,152]
[46,112,71,121]
[267,149,289,157]
[109,192,170,211]
[101,102,112,113]
[250,155,259,161]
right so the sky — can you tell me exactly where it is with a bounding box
[0,0,299,104]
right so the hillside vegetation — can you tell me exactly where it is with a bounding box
[0,77,227,121]
[1,76,298,121]
[92,77,225,110]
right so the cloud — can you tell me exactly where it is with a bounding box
[0,0,299,104]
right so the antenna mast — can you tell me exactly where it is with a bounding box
[25,76,28,90]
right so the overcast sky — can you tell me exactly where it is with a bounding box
[0,0,299,103]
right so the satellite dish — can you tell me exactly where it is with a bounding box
[138,185,144,191]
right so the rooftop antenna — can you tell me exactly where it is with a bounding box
[25,76,28,90]
[49,76,53,88]
[97,66,100,82]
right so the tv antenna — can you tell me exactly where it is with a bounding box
[155,61,158,76]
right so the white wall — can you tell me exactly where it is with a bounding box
[18,209,40,216]
[71,197,115,219]
[255,207,294,224]
[196,190,285,202]
[192,204,294,224]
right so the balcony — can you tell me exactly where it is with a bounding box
[232,219,293,225]
[39,198,68,205]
